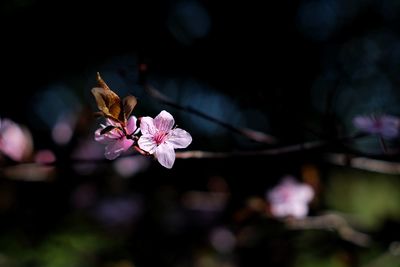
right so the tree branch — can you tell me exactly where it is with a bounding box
[144,83,277,144]
[176,134,365,159]
[325,153,400,174]
[286,213,371,247]
[176,140,326,158]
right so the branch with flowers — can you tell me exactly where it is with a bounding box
[1,73,400,172]
[92,73,192,169]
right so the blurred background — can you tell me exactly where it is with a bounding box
[1,0,400,266]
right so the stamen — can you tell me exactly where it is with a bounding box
[153,131,167,145]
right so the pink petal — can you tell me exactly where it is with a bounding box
[353,116,375,132]
[166,128,192,149]
[109,129,124,139]
[291,203,308,218]
[104,138,134,160]
[381,115,400,125]
[95,122,125,144]
[106,118,120,126]
[155,143,175,169]
[381,127,399,138]
[296,184,314,202]
[154,110,175,132]
[270,203,290,218]
[138,134,157,154]
[380,115,400,138]
[267,177,314,218]
[120,137,135,151]
[353,115,400,138]
[140,117,157,135]
[95,128,113,144]
[35,149,56,164]
[126,116,137,135]
[0,119,33,161]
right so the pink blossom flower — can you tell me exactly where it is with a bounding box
[95,116,137,160]
[35,149,56,164]
[0,118,33,161]
[267,176,314,219]
[138,110,192,169]
[353,114,400,139]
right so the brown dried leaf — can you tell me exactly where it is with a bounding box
[91,73,138,124]
[91,87,109,113]
[96,71,111,91]
[91,72,123,121]
[123,95,137,120]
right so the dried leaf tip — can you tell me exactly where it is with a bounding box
[96,72,111,91]
[91,72,137,124]
[100,125,117,135]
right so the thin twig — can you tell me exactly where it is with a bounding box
[286,213,371,247]
[0,135,374,171]
[325,153,400,174]
[379,136,388,154]
[176,140,326,159]
[144,83,277,144]
[176,133,366,159]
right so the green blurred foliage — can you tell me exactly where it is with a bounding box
[0,227,114,267]
[36,231,106,267]
[325,167,400,229]
[295,254,347,267]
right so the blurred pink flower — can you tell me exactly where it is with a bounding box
[52,114,76,145]
[209,227,236,253]
[95,116,137,160]
[34,149,56,164]
[267,176,314,219]
[0,118,33,161]
[353,114,400,139]
[138,110,192,169]
[94,196,142,227]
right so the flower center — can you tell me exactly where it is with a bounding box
[373,119,382,130]
[153,131,168,145]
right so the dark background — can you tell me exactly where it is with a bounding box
[1,1,400,267]
[1,0,314,120]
